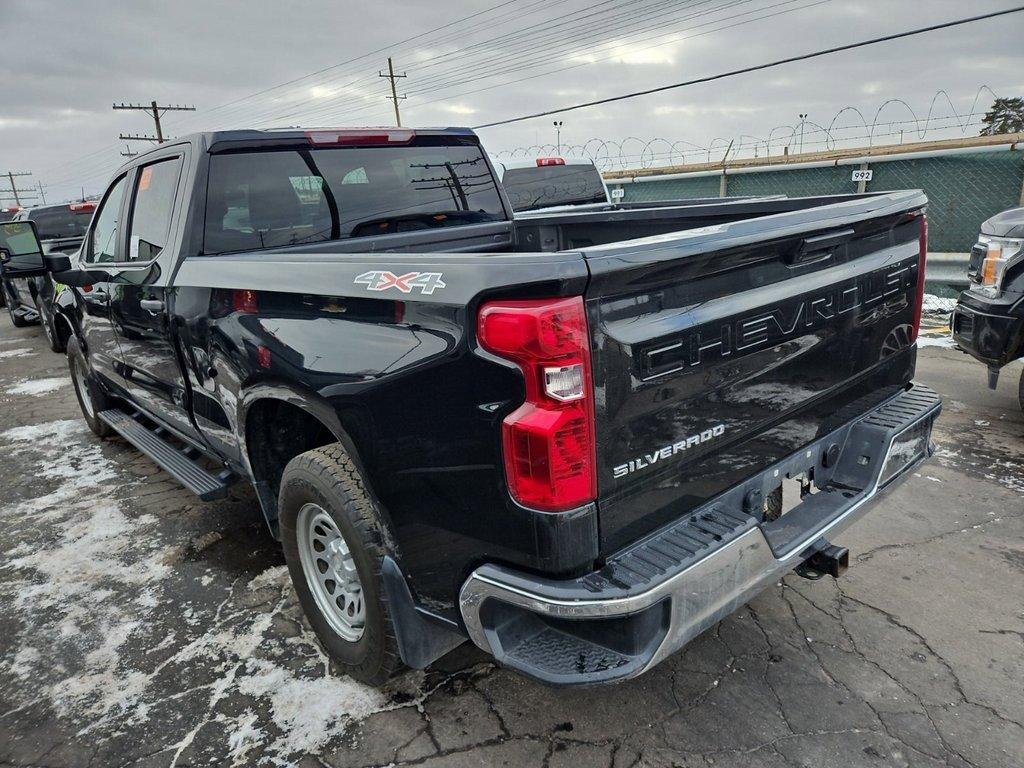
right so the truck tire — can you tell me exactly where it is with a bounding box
[37,301,65,353]
[1019,367,1024,414]
[67,337,114,438]
[278,444,405,686]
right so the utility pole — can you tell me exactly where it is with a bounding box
[553,121,563,154]
[36,181,47,205]
[113,100,195,144]
[120,143,139,158]
[3,171,34,207]
[378,58,407,127]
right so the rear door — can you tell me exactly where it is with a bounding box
[584,197,926,554]
[107,151,196,439]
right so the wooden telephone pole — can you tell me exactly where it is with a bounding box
[114,101,195,144]
[379,58,407,127]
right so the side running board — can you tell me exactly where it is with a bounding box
[98,409,234,501]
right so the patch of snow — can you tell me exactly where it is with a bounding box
[0,421,428,764]
[236,659,389,760]
[7,377,68,396]
[248,565,288,591]
[917,333,956,349]
[0,347,34,360]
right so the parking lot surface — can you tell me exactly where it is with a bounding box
[0,313,1021,768]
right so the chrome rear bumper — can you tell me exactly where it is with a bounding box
[459,384,941,685]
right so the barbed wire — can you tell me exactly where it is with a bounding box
[491,86,1004,171]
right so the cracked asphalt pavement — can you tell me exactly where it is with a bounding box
[1,312,1022,768]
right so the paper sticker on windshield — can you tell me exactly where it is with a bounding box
[354,270,446,295]
[139,166,153,191]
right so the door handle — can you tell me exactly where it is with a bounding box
[140,299,164,313]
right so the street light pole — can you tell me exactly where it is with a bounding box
[553,120,563,154]
[798,113,808,154]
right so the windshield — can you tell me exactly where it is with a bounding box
[26,206,93,240]
[204,141,506,254]
[501,164,607,212]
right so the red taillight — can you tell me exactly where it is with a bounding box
[69,202,95,213]
[233,289,259,313]
[911,213,928,343]
[305,129,416,146]
[478,296,596,512]
[536,157,566,166]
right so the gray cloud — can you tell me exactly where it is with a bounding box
[1,0,1021,203]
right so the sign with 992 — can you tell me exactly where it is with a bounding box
[851,169,873,182]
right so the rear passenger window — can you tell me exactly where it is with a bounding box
[127,158,182,262]
[203,143,504,255]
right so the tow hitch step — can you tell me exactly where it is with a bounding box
[98,408,234,501]
[795,541,849,580]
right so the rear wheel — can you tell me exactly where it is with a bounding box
[279,443,404,686]
[67,337,113,438]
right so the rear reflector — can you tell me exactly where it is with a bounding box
[305,129,416,146]
[910,213,928,344]
[478,296,596,512]
[536,157,566,166]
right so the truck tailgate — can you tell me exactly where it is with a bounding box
[582,191,927,554]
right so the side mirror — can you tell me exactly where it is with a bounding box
[0,221,46,278]
[45,254,73,273]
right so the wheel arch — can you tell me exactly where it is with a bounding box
[238,385,376,538]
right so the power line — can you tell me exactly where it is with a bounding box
[298,0,829,129]
[270,0,774,128]
[162,0,555,133]
[474,5,1024,128]
[113,101,195,143]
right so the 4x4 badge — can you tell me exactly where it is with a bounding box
[354,270,446,295]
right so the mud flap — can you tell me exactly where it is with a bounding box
[382,556,465,669]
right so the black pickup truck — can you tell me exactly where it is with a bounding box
[0,127,940,687]
[1,201,95,350]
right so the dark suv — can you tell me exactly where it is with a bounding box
[1,202,94,349]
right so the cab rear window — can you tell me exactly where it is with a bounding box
[501,165,607,212]
[26,206,93,240]
[203,143,505,254]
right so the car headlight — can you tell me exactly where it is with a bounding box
[969,235,1024,298]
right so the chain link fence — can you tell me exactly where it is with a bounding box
[607,145,1023,307]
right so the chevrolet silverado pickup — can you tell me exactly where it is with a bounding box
[0,126,940,687]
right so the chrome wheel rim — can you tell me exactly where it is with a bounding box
[73,360,95,419]
[296,503,365,641]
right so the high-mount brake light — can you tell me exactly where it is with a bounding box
[233,289,259,314]
[477,296,597,512]
[69,202,95,212]
[305,129,416,146]
[536,157,566,166]
[910,213,928,344]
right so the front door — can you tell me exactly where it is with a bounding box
[77,174,129,392]
[107,153,198,441]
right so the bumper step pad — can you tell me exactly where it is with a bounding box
[98,409,233,500]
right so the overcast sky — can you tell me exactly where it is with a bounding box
[1,0,1021,203]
